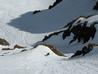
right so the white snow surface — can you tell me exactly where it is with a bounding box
[0,45,98,74]
[0,0,56,47]
[0,0,98,74]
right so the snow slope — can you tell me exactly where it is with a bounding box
[0,45,98,74]
[0,0,56,47]
[0,0,98,46]
[8,0,98,33]
[0,0,98,74]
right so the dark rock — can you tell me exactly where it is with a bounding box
[62,29,71,40]
[42,30,63,42]
[0,38,10,46]
[71,50,83,58]
[33,0,63,14]
[14,44,25,49]
[20,49,27,52]
[33,10,41,14]
[45,53,50,56]
[69,21,97,44]
[42,15,97,45]
[71,43,95,58]
[2,48,14,50]
[49,0,63,9]
[82,45,93,56]
[42,36,49,42]
[93,1,98,10]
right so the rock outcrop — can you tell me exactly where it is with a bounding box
[0,38,10,46]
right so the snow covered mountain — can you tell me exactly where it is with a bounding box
[0,0,98,74]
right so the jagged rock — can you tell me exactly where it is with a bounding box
[14,44,25,49]
[69,22,97,44]
[93,1,98,10]
[33,10,41,14]
[49,0,63,9]
[2,48,14,50]
[62,29,71,40]
[33,0,63,14]
[42,15,97,44]
[42,30,63,42]
[71,43,98,58]
[0,38,10,46]
[20,49,27,52]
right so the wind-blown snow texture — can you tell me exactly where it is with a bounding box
[0,0,98,74]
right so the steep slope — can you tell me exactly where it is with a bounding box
[0,0,56,47]
[8,0,97,33]
[0,0,98,56]
[33,0,63,14]
[2,0,97,50]
[41,15,98,54]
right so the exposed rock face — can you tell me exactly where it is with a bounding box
[34,41,65,56]
[42,16,97,44]
[93,1,98,10]
[0,38,10,46]
[42,43,65,56]
[49,0,63,9]
[71,43,98,58]
[41,15,98,57]
[33,10,41,14]
[14,44,25,49]
[62,29,71,40]
[67,22,97,44]
[42,30,63,42]
[32,0,63,14]
[20,49,27,52]
[2,48,13,50]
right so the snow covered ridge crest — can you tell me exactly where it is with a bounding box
[42,14,98,43]
[42,14,98,58]
[33,41,65,57]
[1,14,98,58]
